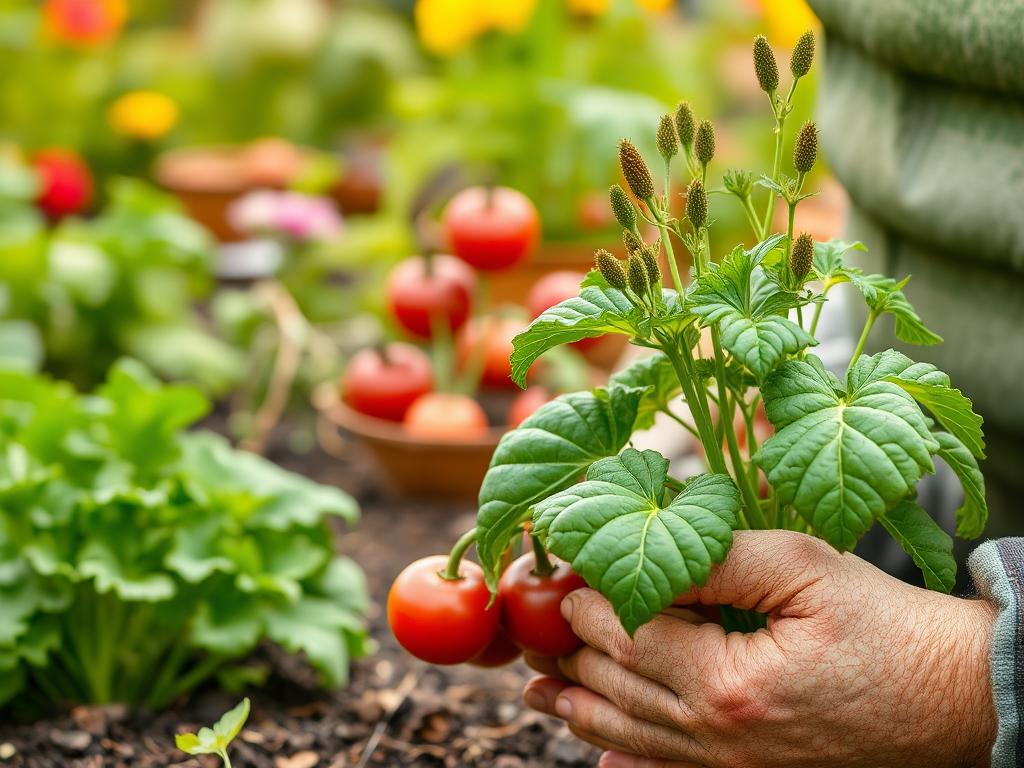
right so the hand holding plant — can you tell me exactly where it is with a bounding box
[389,30,989,662]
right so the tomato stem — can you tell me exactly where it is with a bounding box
[443,528,478,580]
[529,535,556,578]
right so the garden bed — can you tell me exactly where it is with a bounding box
[0,440,598,768]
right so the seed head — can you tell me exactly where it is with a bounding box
[674,101,695,147]
[656,114,679,161]
[793,121,818,174]
[618,139,655,200]
[640,245,661,285]
[627,254,650,297]
[596,249,627,291]
[790,31,815,78]
[622,228,643,255]
[753,35,780,93]
[790,232,814,282]
[685,179,708,229]
[609,184,637,230]
[695,120,715,167]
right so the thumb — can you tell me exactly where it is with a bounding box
[676,529,837,616]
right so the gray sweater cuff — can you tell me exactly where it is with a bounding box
[969,539,1024,768]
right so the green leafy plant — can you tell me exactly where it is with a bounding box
[456,31,987,635]
[0,174,244,393]
[176,698,250,768]
[0,360,369,715]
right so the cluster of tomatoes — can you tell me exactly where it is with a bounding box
[340,184,592,439]
[388,546,586,667]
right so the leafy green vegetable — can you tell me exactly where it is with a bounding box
[0,362,368,715]
[176,698,250,768]
[609,353,681,431]
[476,384,645,588]
[534,449,738,635]
[755,354,937,550]
[879,501,956,592]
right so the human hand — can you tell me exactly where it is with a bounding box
[523,530,997,768]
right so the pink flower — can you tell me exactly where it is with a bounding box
[227,189,342,242]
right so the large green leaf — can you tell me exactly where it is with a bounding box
[689,235,814,381]
[755,354,937,550]
[510,274,643,387]
[476,385,645,588]
[879,500,956,592]
[932,431,987,539]
[609,353,681,430]
[533,448,738,635]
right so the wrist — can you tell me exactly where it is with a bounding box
[950,597,998,767]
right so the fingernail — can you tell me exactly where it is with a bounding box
[560,595,574,622]
[555,695,573,719]
[523,689,545,711]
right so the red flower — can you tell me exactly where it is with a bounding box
[43,0,126,48]
[33,149,93,219]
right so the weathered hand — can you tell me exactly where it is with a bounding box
[523,530,996,768]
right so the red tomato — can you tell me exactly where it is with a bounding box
[469,630,522,668]
[403,393,489,441]
[443,186,540,272]
[388,556,500,665]
[498,552,586,657]
[386,254,477,339]
[576,191,614,232]
[456,315,525,389]
[43,0,125,47]
[340,343,433,422]
[33,149,93,219]
[508,386,552,428]
[525,271,600,351]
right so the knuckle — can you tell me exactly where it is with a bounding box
[703,665,770,730]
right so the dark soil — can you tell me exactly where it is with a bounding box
[0,435,600,768]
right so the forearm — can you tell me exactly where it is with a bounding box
[969,539,1024,768]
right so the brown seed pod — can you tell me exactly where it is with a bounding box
[793,121,818,174]
[753,35,779,93]
[674,101,695,147]
[627,254,650,297]
[596,249,628,291]
[618,139,655,200]
[695,120,715,168]
[656,114,679,161]
[790,31,815,78]
[622,228,644,255]
[790,232,814,281]
[640,245,661,285]
[609,184,637,230]
[685,179,708,229]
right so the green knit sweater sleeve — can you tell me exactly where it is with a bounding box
[969,539,1024,767]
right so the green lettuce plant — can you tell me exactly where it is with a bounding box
[469,32,987,634]
[0,173,243,393]
[0,360,369,715]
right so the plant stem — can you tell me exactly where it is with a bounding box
[849,310,878,368]
[660,337,728,476]
[761,114,786,236]
[444,528,478,580]
[808,282,834,337]
[666,408,701,440]
[530,535,555,577]
[650,201,685,294]
[221,750,233,768]
[741,193,764,240]
[711,330,768,529]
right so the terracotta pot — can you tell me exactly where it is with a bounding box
[313,384,502,500]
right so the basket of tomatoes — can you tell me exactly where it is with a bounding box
[316,185,624,499]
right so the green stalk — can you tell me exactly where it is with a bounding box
[741,193,764,240]
[711,330,768,529]
[530,535,555,577]
[849,310,878,368]
[444,528,478,580]
[649,200,685,294]
[660,338,728,476]
[761,118,785,235]
[808,282,834,337]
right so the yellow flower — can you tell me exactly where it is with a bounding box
[483,0,538,33]
[414,0,487,56]
[753,0,819,48]
[635,0,672,12]
[108,91,179,141]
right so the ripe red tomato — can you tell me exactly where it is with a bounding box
[498,552,586,657]
[386,254,477,339]
[388,556,500,665]
[525,271,599,351]
[469,629,522,668]
[456,315,526,389]
[443,186,540,272]
[340,343,432,422]
[33,149,93,219]
[403,392,489,441]
[508,386,552,428]
[43,0,125,47]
